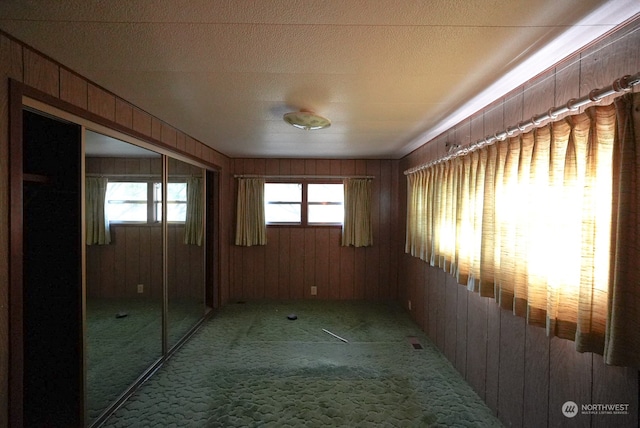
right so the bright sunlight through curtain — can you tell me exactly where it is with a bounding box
[342,178,373,247]
[235,178,266,246]
[406,96,640,365]
[605,93,640,367]
[184,177,204,246]
[86,177,111,245]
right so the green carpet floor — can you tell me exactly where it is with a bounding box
[87,298,204,423]
[101,300,503,427]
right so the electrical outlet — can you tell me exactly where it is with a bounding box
[408,300,412,310]
[137,284,144,293]
[310,286,317,296]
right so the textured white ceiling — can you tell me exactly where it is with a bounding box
[1,1,638,159]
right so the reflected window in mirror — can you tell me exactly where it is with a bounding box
[105,182,148,222]
[155,182,187,222]
[105,181,189,224]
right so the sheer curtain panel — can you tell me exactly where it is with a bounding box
[184,177,204,246]
[605,93,640,367]
[86,177,111,245]
[235,178,266,246]
[342,178,373,247]
[406,96,640,366]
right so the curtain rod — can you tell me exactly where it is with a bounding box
[404,71,640,176]
[234,174,374,180]
[86,173,197,178]
[87,173,159,177]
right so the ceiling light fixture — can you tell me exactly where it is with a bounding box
[283,110,331,131]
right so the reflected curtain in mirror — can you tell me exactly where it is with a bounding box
[235,178,266,246]
[184,177,204,246]
[86,177,111,245]
[342,178,373,247]
[405,99,640,365]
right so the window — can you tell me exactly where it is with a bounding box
[264,182,343,226]
[308,183,344,224]
[155,182,188,222]
[264,183,302,224]
[106,182,148,222]
[106,181,187,223]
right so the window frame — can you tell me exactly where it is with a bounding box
[265,179,343,227]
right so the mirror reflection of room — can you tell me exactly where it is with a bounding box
[84,131,163,423]
[84,131,208,425]
[167,157,206,350]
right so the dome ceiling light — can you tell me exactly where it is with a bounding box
[283,110,331,131]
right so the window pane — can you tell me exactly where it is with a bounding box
[167,202,187,222]
[265,183,302,202]
[265,183,302,223]
[155,183,187,222]
[167,183,187,222]
[309,204,344,224]
[167,182,187,201]
[107,182,147,201]
[106,182,148,222]
[155,183,187,202]
[308,183,344,224]
[107,202,147,222]
[265,203,301,223]
[309,183,343,203]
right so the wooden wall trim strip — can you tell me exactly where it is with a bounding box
[8,77,24,428]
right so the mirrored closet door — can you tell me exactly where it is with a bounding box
[166,157,206,350]
[85,131,165,423]
[83,131,210,427]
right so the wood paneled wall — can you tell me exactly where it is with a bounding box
[399,20,640,428]
[87,224,204,300]
[228,158,402,301]
[87,224,162,299]
[0,31,232,426]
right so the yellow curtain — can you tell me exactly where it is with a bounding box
[235,178,266,246]
[405,98,639,363]
[342,178,373,247]
[605,93,640,366]
[86,177,111,245]
[184,177,204,246]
